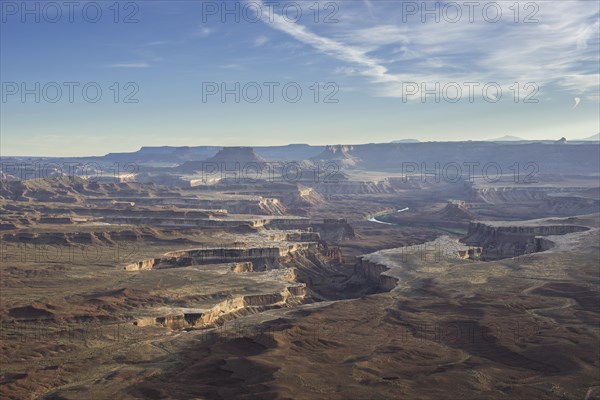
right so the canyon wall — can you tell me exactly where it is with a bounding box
[462,221,589,260]
[125,243,320,271]
[135,284,307,330]
[354,257,399,292]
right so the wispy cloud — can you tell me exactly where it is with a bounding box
[255,0,401,85]
[255,0,600,100]
[254,35,269,47]
[362,0,374,17]
[220,63,246,70]
[193,27,213,37]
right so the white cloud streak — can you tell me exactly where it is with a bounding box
[255,0,599,100]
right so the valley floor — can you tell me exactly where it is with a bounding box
[0,172,599,399]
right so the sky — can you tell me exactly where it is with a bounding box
[1,0,599,156]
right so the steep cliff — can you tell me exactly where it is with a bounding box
[124,243,320,271]
[461,221,589,260]
[354,258,398,292]
[135,284,307,330]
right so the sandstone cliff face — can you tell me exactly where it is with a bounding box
[205,147,266,164]
[317,220,356,241]
[125,258,156,271]
[230,262,253,273]
[105,216,271,228]
[310,179,401,195]
[286,232,321,242]
[286,285,307,296]
[199,296,246,325]
[269,185,325,215]
[297,186,325,206]
[199,286,307,326]
[354,258,398,292]
[132,284,307,330]
[124,238,333,330]
[462,221,589,260]
[472,187,600,216]
[311,145,359,168]
[177,147,267,174]
[155,315,188,330]
[258,198,287,215]
[266,219,355,241]
[473,187,549,203]
[435,202,475,220]
[124,243,320,271]
[104,196,284,216]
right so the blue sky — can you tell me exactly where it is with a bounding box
[1,0,599,156]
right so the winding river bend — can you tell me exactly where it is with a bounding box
[367,207,409,225]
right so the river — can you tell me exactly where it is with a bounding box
[367,207,409,225]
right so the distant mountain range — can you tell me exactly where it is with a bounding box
[393,135,599,143]
[391,139,420,143]
[104,144,323,163]
[580,133,599,141]
[2,142,599,179]
[488,135,526,141]
[489,134,599,142]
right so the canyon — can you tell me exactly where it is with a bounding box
[0,141,599,400]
